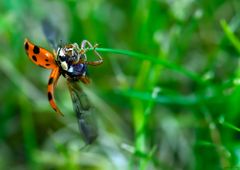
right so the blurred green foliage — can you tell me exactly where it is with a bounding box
[1,0,240,169]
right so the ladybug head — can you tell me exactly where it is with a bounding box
[56,43,87,71]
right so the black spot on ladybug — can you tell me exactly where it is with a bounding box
[48,77,53,85]
[25,42,29,50]
[53,108,57,112]
[45,64,50,66]
[45,59,49,62]
[33,45,40,54]
[32,55,37,62]
[48,92,52,101]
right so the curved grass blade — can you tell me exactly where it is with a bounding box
[220,19,240,54]
[117,89,200,105]
[94,48,205,84]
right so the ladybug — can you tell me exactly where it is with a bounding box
[24,39,103,116]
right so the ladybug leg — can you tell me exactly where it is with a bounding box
[47,67,64,116]
[81,40,103,66]
[79,76,90,84]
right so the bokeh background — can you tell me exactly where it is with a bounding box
[1,0,240,169]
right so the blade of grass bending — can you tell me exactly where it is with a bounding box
[93,48,204,84]
[219,117,240,132]
[220,19,240,54]
[117,89,199,105]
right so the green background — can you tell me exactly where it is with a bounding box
[0,0,240,169]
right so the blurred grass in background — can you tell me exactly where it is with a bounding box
[0,0,240,169]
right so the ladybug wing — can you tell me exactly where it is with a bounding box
[24,39,57,69]
[47,67,64,116]
[67,80,97,144]
[42,19,60,51]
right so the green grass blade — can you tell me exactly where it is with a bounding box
[220,19,240,54]
[94,48,204,84]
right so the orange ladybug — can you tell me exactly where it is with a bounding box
[24,39,103,116]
